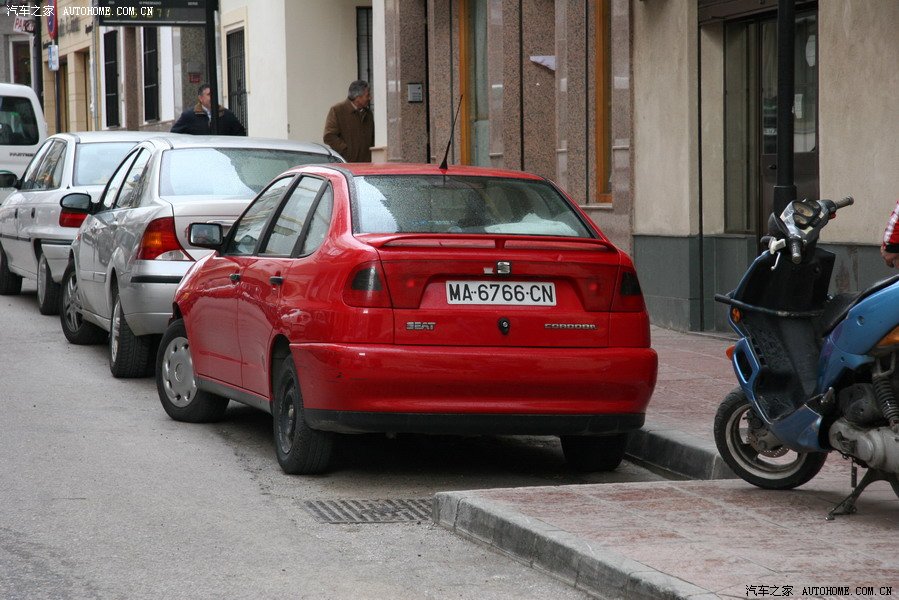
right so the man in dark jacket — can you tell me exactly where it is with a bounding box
[323,80,374,162]
[171,83,246,136]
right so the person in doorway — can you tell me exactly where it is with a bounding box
[881,200,899,268]
[323,80,374,162]
[171,83,246,136]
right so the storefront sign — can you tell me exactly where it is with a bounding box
[13,15,34,34]
[96,0,207,27]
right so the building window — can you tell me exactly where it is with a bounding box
[460,0,489,166]
[356,8,373,84]
[594,0,612,202]
[142,28,159,122]
[226,29,247,133]
[104,31,119,128]
[11,40,30,86]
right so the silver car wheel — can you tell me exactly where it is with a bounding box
[110,297,122,364]
[37,255,48,304]
[159,334,198,408]
[62,271,83,331]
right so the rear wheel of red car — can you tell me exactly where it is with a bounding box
[156,319,229,423]
[60,261,106,345]
[272,356,333,475]
[109,285,154,378]
[560,433,629,472]
[36,254,61,315]
[0,244,22,295]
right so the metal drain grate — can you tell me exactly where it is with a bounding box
[303,498,432,524]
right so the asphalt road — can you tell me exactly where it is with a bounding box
[0,282,666,599]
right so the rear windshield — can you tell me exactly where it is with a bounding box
[73,142,137,186]
[159,148,338,197]
[0,95,39,146]
[351,175,594,237]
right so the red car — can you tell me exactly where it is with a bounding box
[155,163,657,474]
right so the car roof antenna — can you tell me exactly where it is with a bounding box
[439,95,463,171]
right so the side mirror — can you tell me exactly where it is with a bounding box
[60,192,92,212]
[189,223,224,250]
[0,171,19,189]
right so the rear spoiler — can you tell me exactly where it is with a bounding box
[357,233,617,252]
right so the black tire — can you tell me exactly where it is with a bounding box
[560,433,629,472]
[36,253,61,315]
[0,243,22,295]
[272,356,333,474]
[714,387,827,489]
[59,261,106,345]
[108,285,154,378]
[156,319,228,423]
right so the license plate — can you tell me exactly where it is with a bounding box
[445,281,556,305]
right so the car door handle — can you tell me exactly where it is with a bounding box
[229,273,241,282]
[269,276,284,286]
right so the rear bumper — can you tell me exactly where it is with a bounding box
[120,263,186,335]
[39,239,73,282]
[305,410,644,435]
[291,343,657,434]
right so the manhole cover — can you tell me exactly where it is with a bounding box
[303,498,432,524]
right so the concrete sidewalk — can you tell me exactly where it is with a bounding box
[433,326,899,599]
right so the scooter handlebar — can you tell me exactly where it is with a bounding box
[790,237,803,264]
[834,196,854,209]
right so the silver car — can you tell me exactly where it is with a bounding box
[0,131,158,313]
[59,135,343,378]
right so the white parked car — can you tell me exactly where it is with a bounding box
[59,135,343,378]
[0,131,158,313]
[0,83,47,179]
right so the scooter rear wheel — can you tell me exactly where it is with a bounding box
[714,387,827,489]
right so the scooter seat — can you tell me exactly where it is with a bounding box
[820,274,899,335]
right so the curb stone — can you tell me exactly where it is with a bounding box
[627,421,736,481]
[433,492,716,600]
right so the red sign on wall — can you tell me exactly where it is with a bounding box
[46,0,57,40]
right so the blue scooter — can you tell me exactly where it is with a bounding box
[714,196,899,518]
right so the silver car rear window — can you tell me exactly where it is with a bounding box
[0,95,39,146]
[351,175,593,237]
[73,142,137,186]
[159,148,336,197]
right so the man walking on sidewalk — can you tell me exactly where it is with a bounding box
[323,80,374,162]
[171,83,246,136]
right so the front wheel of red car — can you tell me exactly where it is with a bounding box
[560,433,629,472]
[272,356,333,475]
[156,319,229,423]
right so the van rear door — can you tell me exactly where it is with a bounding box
[0,85,48,181]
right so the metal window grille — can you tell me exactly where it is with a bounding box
[103,31,119,128]
[356,8,373,84]
[142,28,159,121]
[226,29,248,133]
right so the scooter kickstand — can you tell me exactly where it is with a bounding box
[826,467,896,520]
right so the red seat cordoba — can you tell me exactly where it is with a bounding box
[155,163,658,474]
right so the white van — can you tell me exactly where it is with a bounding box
[0,83,47,178]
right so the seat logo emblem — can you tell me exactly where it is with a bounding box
[496,261,511,275]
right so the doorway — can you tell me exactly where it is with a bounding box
[723,10,818,239]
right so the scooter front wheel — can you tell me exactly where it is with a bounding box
[714,387,827,490]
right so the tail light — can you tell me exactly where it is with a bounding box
[59,209,87,228]
[343,261,393,308]
[611,267,646,312]
[137,217,193,261]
